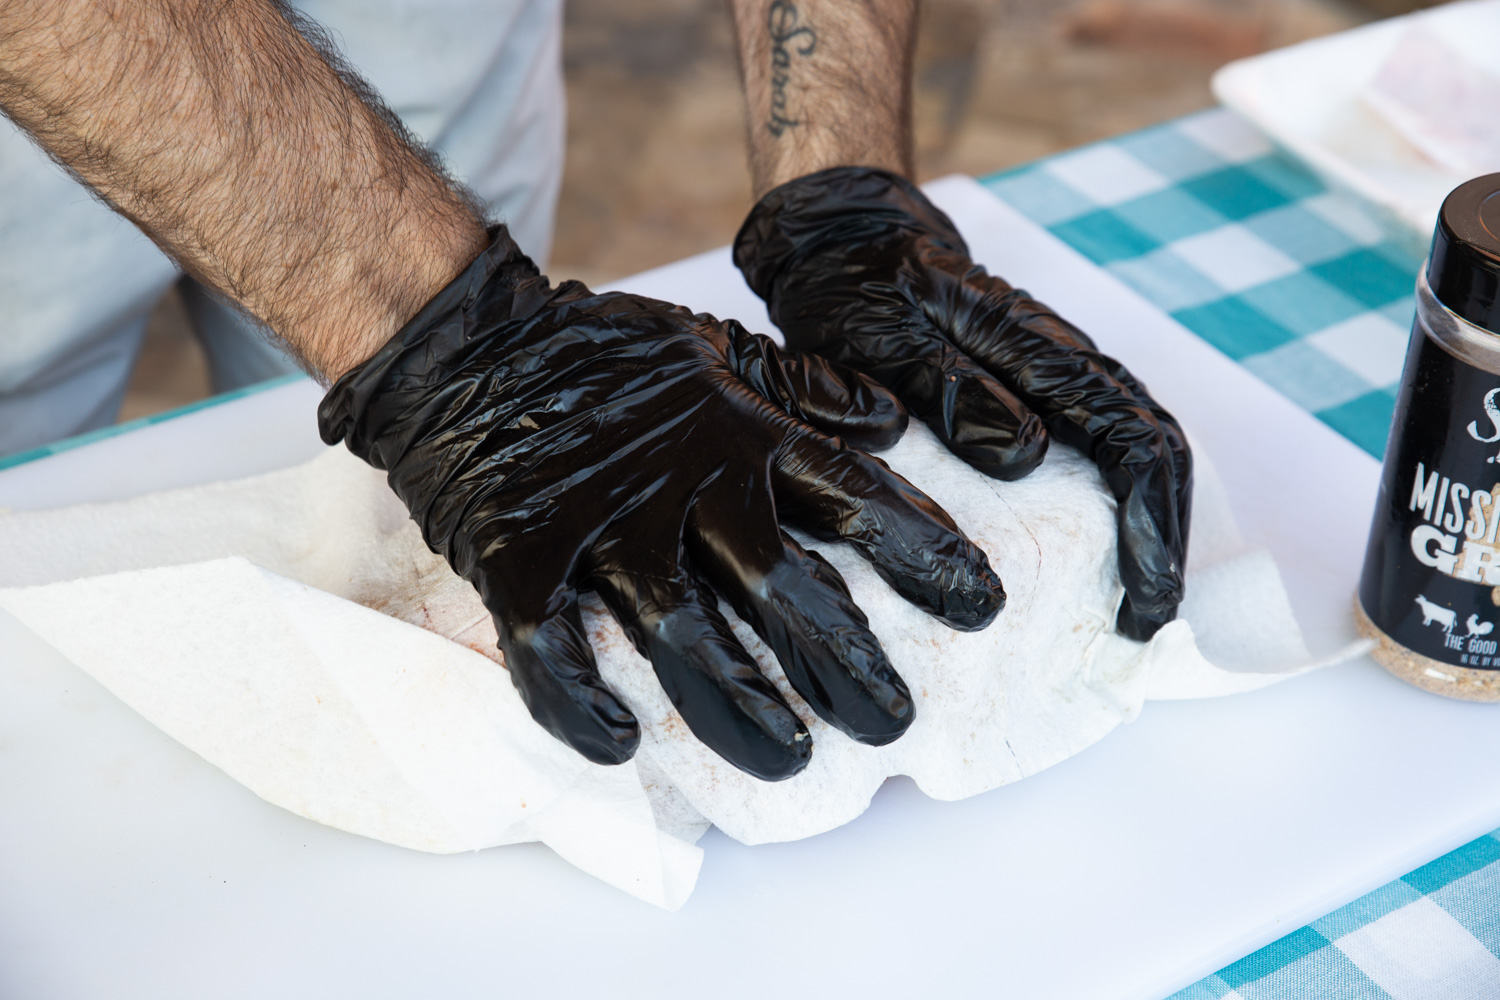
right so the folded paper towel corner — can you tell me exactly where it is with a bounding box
[0,426,1363,909]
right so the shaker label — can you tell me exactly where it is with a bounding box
[1359,330,1500,669]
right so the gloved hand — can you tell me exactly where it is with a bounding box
[319,229,1006,781]
[733,167,1192,641]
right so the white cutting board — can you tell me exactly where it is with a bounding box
[2,178,1498,1000]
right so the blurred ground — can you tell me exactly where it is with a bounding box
[122,0,1384,422]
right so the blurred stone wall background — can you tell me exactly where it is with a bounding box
[123,0,1427,420]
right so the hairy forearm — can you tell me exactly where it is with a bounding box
[730,0,915,197]
[0,0,488,381]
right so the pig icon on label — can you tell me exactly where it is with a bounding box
[1415,594,1457,632]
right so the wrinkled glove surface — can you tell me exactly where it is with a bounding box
[319,229,1005,781]
[734,167,1193,641]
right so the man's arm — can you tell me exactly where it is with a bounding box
[730,0,915,197]
[0,0,488,381]
[729,0,1192,641]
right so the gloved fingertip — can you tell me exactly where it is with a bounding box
[821,630,916,745]
[741,719,814,781]
[944,578,1007,631]
[942,414,1049,483]
[936,549,1007,632]
[505,622,643,766]
[728,671,816,780]
[924,365,1051,481]
[782,361,909,451]
[1115,592,1180,642]
[857,523,1007,632]
[564,719,642,766]
[841,379,909,452]
[544,686,643,766]
[743,550,916,749]
[845,689,915,747]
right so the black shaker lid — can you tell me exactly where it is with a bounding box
[1429,172,1500,334]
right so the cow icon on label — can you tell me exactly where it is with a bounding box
[1414,594,1457,632]
[1466,614,1494,637]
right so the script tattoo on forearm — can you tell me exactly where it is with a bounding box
[733,0,914,195]
[765,0,816,138]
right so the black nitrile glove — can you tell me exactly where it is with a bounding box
[319,229,1005,781]
[733,167,1192,641]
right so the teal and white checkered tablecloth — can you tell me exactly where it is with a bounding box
[982,108,1500,1000]
[983,107,1417,460]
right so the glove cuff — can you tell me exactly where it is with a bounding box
[317,225,539,467]
[732,166,971,303]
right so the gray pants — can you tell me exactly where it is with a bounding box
[0,0,565,455]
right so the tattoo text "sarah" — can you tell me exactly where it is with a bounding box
[766,0,816,137]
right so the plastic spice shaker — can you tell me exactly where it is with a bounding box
[1357,172,1500,701]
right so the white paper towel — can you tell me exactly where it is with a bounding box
[0,425,1355,907]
